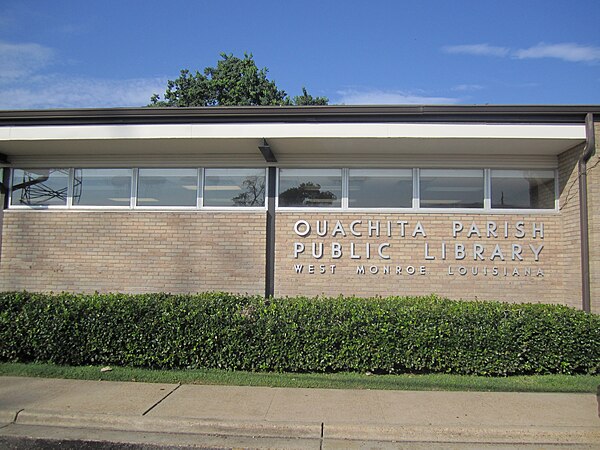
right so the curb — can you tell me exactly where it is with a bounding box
[13,409,322,439]
[324,423,600,445]
[4,409,600,445]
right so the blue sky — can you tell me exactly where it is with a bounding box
[1,0,599,109]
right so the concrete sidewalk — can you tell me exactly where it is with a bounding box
[0,376,599,449]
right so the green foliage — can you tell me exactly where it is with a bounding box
[149,53,328,107]
[1,292,598,376]
[284,87,329,106]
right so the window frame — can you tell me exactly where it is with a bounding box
[347,168,414,210]
[134,168,200,210]
[418,168,486,211]
[489,168,558,211]
[70,168,135,210]
[202,167,268,210]
[275,167,559,213]
[8,168,71,210]
[7,167,269,211]
[276,168,344,210]
[6,166,559,214]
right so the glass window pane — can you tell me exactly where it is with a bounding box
[278,169,342,208]
[137,168,198,207]
[349,169,412,208]
[420,169,484,208]
[491,169,555,209]
[73,168,132,206]
[11,169,68,206]
[204,168,265,207]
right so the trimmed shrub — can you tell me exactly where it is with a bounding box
[0,291,598,375]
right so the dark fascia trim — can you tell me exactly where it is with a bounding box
[1,105,600,126]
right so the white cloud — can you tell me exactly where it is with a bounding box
[514,43,600,63]
[0,75,167,109]
[442,44,509,57]
[451,84,484,92]
[0,39,168,109]
[336,89,459,105]
[444,42,600,64]
[0,41,54,81]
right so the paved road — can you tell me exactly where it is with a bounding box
[1,376,599,448]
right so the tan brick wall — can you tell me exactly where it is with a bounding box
[588,122,600,313]
[0,132,595,307]
[275,213,572,304]
[271,140,587,306]
[0,211,266,294]
[557,143,584,309]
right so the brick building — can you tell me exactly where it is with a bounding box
[0,105,598,312]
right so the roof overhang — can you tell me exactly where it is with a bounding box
[0,105,595,168]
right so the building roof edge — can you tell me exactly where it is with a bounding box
[0,105,598,126]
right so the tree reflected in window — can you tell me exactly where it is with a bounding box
[204,169,266,207]
[232,176,265,206]
[279,182,337,207]
[278,169,342,208]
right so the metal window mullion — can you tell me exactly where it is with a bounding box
[413,168,420,210]
[484,168,491,210]
[131,168,138,209]
[554,169,559,210]
[274,168,280,209]
[341,168,349,210]
[198,168,204,209]
[66,168,74,208]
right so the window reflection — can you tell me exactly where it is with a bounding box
[278,169,342,207]
[204,169,265,207]
[74,168,132,206]
[420,169,484,208]
[137,168,198,207]
[349,169,412,208]
[11,169,69,206]
[491,170,555,209]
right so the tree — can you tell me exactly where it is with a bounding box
[149,53,328,107]
[285,87,329,106]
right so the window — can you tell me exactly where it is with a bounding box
[137,168,198,207]
[491,169,555,209]
[10,169,69,207]
[278,169,342,208]
[203,168,266,207]
[420,169,484,208]
[8,166,557,212]
[73,168,132,207]
[348,169,412,208]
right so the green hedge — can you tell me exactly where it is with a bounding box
[1,291,598,376]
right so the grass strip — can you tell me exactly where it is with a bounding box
[1,362,598,393]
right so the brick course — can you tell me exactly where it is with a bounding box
[0,211,266,294]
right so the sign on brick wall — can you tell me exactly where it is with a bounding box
[291,219,546,278]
